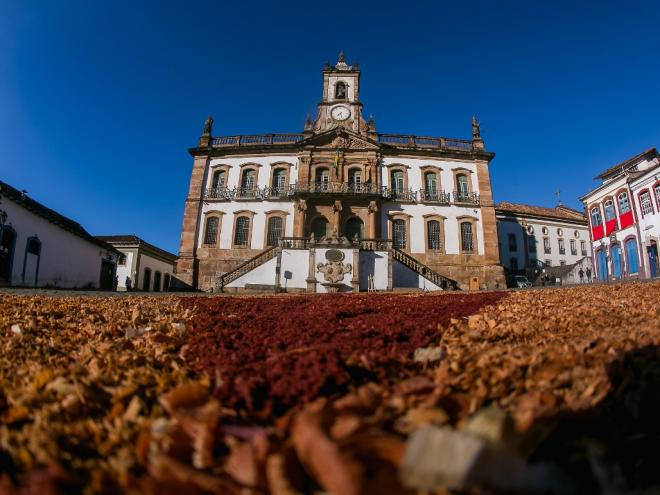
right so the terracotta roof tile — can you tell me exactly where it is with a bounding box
[496,202,587,222]
[595,147,658,180]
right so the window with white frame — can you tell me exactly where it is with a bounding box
[590,207,602,226]
[603,199,616,222]
[558,238,565,255]
[581,240,587,256]
[456,174,469,199]
[655,186,660,211]
[391,170,405,194]
[212,170,226,191]
[316,168,330,191]
[424,172,437,197]
[544,237,551,254]
[241,169,256,196]
[348,169,361,190]
[570,239,577,255]
[272,168,287,193]
[618,192,630,214]
[640,191,654,216]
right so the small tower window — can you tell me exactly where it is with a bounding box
[335,81,347,99]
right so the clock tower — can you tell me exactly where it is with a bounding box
[313,51,368,135]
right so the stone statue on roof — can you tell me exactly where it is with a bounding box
[471,116,481,139]
[202,115,213,136]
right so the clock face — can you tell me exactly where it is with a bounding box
[331,105,351,121]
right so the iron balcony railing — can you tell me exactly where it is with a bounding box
[419,190,452,204]
[289,182,383,195]
[452,191,481,205]
[381,187,417,202]
[203,185,479,206]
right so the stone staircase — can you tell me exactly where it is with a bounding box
[392,248,459,290]
[217,246,279,292]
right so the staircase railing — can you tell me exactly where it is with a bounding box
[217,246,279,291]
[392,248,459,290]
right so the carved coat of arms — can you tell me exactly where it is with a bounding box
[317,249,352,283]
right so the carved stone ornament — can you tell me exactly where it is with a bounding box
[325,249,345,262]
[297,199,307,212]
[317,259,352,284]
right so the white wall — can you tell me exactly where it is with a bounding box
[226,256,278,288]
[497,216,590,269]
[199,201,295,250]
[1,197,116,288]
[207,155,300,190]
[380,203,484,255]
[135,252,175,291]
[381,156,478,194]
[115,250,135,289]
[279,249,309,289]
[359,250,388,290]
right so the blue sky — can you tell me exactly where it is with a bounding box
[2,0,659,253]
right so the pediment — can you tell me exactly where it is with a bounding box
[302,128,380,151]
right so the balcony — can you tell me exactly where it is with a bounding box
[419,190,451,204]
[289,182,383,197]
[452,191,481,205]
[203,187,233,200]
[203,184,480,207]
[381,187,417,202]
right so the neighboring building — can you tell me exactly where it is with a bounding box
[177,52,504,292]
[543,257,593,286]
[495,201,591,283]
[580,148,660,281]
[0,180,120,289]
[96,235,177,291]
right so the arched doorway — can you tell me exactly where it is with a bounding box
[611,244,622,278]
[648,241,658,278]
[344,217,364,241]
[596,249,608,281]
[0,226,17,284]
[310,216,329,239]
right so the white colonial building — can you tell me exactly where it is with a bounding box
[176,53,504,292]
[495,202,592,285]
[96,235,177,291]
[0,180,120,289]
[581,148,660,281]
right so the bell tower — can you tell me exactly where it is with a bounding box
[313,51,367,135]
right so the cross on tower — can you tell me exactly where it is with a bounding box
[555,189,562,206]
